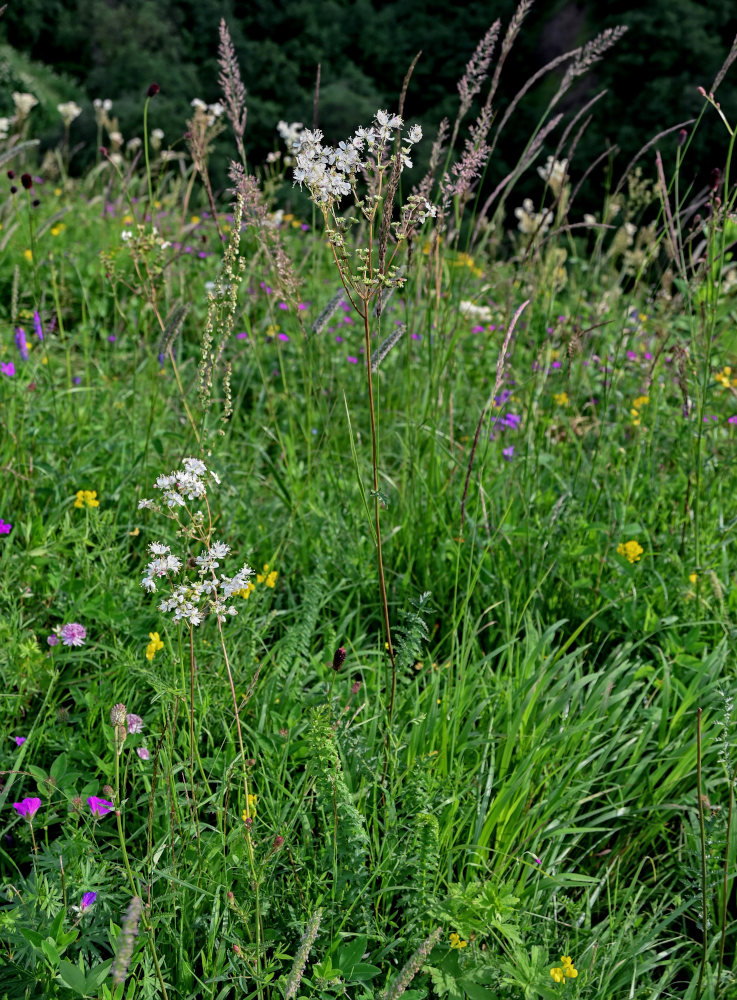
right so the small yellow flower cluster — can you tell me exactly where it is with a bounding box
[554,391,570,407]
[715,366,737,388]
[631,395,649,426]
[257,564,278,588]
[449,932,468,949]
[242,793,258,822]
[283,212,304,230]
[74,490,99,509]
[51,223,66,237]
[617,540,644,564]
[453,252,484,277]
[550,955,578,984]
[266,324,280,338]
[236,565,277,600]
[146,632,164,661]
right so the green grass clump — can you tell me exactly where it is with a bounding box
[2,11,737,1000]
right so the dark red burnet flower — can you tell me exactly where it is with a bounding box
[21,173,33,190]
[332,646,347,671]
[147,83,160,98]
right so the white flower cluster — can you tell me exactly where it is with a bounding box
[514,198,554,237]
[13,92,38,117]
[58,101,82,126]
[141,541,252,625]
[138,458,252,626]
[277,120,304,148]
[138,457,220,510]
[291,110,423,207]
[191,98,225,127]
[537,156,568,197]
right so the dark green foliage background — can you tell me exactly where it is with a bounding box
[2,0,736,204]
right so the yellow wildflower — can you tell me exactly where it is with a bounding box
[617,540,644,564]
[265,324,279,338]
[242,793,258,822]
[74,490,100,509]
[554,392,570,406]
[190,215,201,225]
[550,955,578,984]
[449,933,467,949]
[146,631,164,661]
[51,223,66,237]
[256,564,277,587]
[236,581,255,599]
[23,249,33,263]
[689,572,698,584]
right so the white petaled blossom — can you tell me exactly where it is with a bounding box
[277,120,304,150]
[292,109,422,208]
[536,155,568,197]
[0,118,11,140]
[514,198,554,237]
[13,92,38,117]
[57,101,82,126]
[138,460,254,626]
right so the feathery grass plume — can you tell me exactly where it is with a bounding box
[186,101,225,241]
[556,26,629,98]
[457,21,501,123]
[487,0,534,111]
[198,194,245,429]
[229,162,303,325]
[414,117,449,201]
[371,323,406,372]
[112,895,142,986]
[711,30,737,94]
[283,907,322,1000]
[156,302,190,361]
[312,288,344,336]
[440,104,493,212]
[382,926,443,1000]
[218,19,247,167]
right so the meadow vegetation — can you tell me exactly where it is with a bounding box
[2,7,737,999]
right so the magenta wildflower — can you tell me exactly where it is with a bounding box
[126,714,144,734]
[503,446,515,461]
[14,328,28,361]
[278,333,289,342]
[33,311,43,340]
[80,891,97,910]
[60,623,86,647]
[0,519,11,534]
[87,796,114,817]
[13,797,42,819]
[347,355,358,364]
[729,416,737,424]
[47,634,60,646]
[13,736,26,746]
[1,361,14,377]
[136,747,150,761]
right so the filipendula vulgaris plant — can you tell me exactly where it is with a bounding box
[137,456,270,981]
[287,109,436,726]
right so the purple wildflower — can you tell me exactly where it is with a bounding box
[14,328,28,361]
[47,634,60,646]
[126,714,144,734]
[137,747,150,761]
[503,446,515,461]
[13,797,42,819]
[0,519,11,534]
[347,355,358,364]
[13,736,26,746]
[1,361,15,377]
[80,891,97,911]
[33,312,43,340]
[87,796,114,817]
[60,623,86,647]
[728,416,737,424]
[278,333,289,342]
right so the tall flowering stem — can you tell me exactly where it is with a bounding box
[287,112,435,726]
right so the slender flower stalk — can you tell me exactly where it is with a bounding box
[283,908,322,1000]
